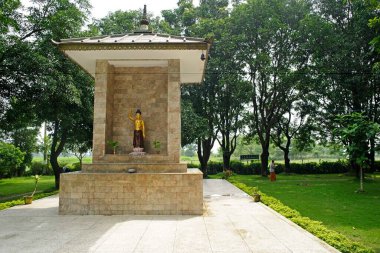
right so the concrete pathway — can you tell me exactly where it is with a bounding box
[0,179,339,253]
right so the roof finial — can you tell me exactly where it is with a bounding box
[137,5,150,33]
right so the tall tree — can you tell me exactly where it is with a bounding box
[271,99,314,172]
[212,37,251,170]
[160,0,196,35]
[305,0,380,174]
[36,46,93,188]
[231,0,311,175]
[0,0,93,188]
[93,10,140,34]
[182,84,218,177]
[181,100,207,147]
[163,0,232,176]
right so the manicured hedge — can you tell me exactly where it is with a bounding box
[229,180,373,253]
[188,160,353,175]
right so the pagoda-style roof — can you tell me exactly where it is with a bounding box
[53,33,211,84]
[57,33,208,46]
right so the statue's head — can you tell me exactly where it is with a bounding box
[136,109,142,119]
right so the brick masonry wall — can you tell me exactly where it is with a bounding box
[59,170,203,215]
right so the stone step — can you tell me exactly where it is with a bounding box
[96,154,177,164]
[82,162,188,173]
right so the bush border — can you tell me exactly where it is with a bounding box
[229,179,373,253]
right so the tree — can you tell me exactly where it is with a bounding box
[0,0,92,188]
[333,113,380,191]
[93,10,140,34]
[66,142,90,170]
[160,0,196,35]
[369,1,380,61]
[303,0,380,171]
[0,0,20,34]
[167,0,230,177]
[231,0,311,176]
[0,142,24,178]
[271,100,312,173]
[0,0,91,115]
[37,52,93,188]
[181,100,207,147]
[10,127,39,176]
[212,37,251,170]
[182,84,218,177]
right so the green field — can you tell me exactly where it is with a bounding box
[218,173,380,252]
[33,156,92,164]
[0,176,56,202]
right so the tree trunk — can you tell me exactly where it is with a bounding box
[197,137,212,178]
[50,152,62,189]
[260,149,269,176]
[284,149,290,173]
[369,137,375,173]
[79,157,83,170]
[359,166,364,192]
[43,122,47,164]
[222,150,231,171]
[350,159,360,178]
[50,121,67,189]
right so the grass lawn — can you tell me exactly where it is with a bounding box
[33,156,92,164]
[0,176,56,202]
[213,173,380,253]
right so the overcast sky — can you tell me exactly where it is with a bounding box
[21,1,200,19]
[90,0,200,19]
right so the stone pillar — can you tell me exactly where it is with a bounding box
[92,60,113,162]
[167,60,181,163]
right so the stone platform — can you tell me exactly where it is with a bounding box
[82,162,187,173]
[59,169,203,215]
[96,154,179,164]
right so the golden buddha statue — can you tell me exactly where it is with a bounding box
[128,109,145,148]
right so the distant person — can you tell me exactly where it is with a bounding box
[269,160,276,181]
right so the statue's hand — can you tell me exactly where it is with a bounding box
[143,133,146,138]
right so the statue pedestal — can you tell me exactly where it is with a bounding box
[128,151,146,156]
[59,169,203,215]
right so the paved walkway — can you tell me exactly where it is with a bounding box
[0,179,339,253]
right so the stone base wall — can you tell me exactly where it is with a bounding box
[59,169,203,215]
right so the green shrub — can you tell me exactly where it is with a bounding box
[189,160,350,175]
[229,179,373,253]
[207,161,224,174]
[187,163,200,169]
[28,161,53,176]
[65,162,81,172]
[0,142,25,178]
[189,160,352,175]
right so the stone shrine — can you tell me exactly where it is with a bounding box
[55,6,210,215]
